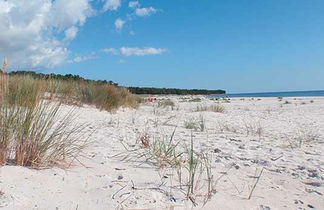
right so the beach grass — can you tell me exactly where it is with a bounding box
[48,79,141,111]
[0,74,140,167]
[122,129,215,204]
[158,99,175,108]
[195,104,225,113]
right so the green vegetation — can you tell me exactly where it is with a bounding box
[0,73,141,167]
[195,105,225,113]
[157,99,175,107]
[184,116,205,132]
[189,98,202,102]
[7,73,141,111]
[0,75,87,167]
[122,130,215,204]
[9,71,118,86]
[128,87,225,95]
[9,71,226,96]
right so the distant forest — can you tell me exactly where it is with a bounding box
[7,71,225,95]
[128,87,225,95]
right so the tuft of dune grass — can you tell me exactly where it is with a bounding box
[195,104,225,113]
[0,74,140,167]
[49,79,141,111]
[0,76,80,167]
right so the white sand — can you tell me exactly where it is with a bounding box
[0,96,323,210]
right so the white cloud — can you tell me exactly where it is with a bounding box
[135,7,157,17]
[101,48,119,55]
[128,1,139,9]
[50,0,94,29]
[102,47,166,56]
[68,54,96,63]
[128,1,158,17]
[64,26,79,41]
[0,0,94,69]
[114,18,125,31]
[0,0,162,69]
[103,0,121,12]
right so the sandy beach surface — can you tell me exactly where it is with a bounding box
[0,96,323,210]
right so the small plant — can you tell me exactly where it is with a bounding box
[287,126,320,148]
[124,129,182,168]
[184,119,199,130]
[121,130,216,205]
[158,99,175,108]
[284,100,291,104]
[198,115,205,132]
[310,100,314,103]
[217,121,238,133]
[195,105,225,113]
[189,98,201,102]
[243,121,263,138]
[184,116,205,132]
[175,135,215,205]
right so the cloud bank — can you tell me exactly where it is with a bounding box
[0,0,94,69]
[0,0,163,69]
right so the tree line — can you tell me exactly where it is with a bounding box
[8,71,118,86]
[5,71,225,95]
[128,87,225,95]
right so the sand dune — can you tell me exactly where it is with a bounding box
[0,96,323,210]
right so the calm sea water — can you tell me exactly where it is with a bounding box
[211,90,324,98]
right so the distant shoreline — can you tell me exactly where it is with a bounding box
[211,90,324,98]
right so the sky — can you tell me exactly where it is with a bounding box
[0,0,324,93]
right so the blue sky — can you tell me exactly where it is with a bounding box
[1,0,324,93]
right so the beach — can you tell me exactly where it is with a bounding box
[0,96,323,210]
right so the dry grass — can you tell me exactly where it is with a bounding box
[157,99,175,108]
[188,98,201,102]
[286,126,321,148]
[0,75,97,167]
[217,120,238,133]
[243,121,263,138]
[123,129,182,168]
[184,116,205,132]
[49,79,141,111]
[195,105,225,113]
[121,129,215,205]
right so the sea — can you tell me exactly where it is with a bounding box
[210,90,324,98]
